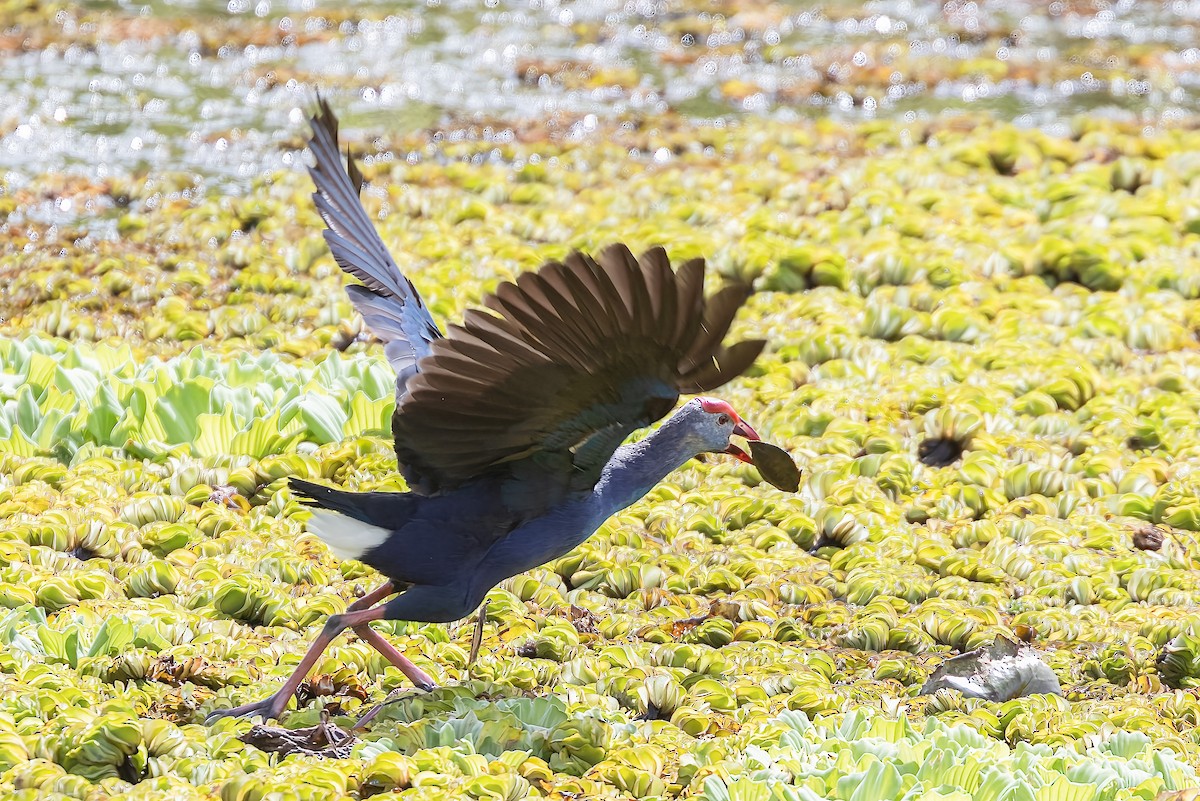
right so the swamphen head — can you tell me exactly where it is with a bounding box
[681,397,800,490]
[689,397,759,461]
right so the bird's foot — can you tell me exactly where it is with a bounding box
[353,682,438,730]
[205,692,290,725]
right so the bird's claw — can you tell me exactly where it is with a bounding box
[353,682,438,730]
[205,693,289,725]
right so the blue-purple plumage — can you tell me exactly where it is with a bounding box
[291,402,710,621]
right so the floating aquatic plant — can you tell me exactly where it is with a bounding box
[3,42,1200,798]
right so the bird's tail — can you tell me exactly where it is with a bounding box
[290,477,367,516]
[289,477,397,561]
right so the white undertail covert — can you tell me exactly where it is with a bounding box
[308,510,389,560]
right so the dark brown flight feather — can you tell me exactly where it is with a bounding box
[392,244,765,494]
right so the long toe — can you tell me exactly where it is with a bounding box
[354,683,438,729]
[205,694,289,725]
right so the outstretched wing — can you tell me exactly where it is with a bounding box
[394,244,765,496]
[306,98,442,399]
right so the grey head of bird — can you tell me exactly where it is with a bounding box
[677,396,760,460]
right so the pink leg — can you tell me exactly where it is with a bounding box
[346,581,435,689]
[354,604,481,730]
[207,605,388,723]
[351,624,436,691]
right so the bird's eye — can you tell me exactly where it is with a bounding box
[717,414,730,425]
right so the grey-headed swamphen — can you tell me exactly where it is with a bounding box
[207,100,793,722]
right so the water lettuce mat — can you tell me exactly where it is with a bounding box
[3,107,1200,800]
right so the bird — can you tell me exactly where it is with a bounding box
[207,99,774,722]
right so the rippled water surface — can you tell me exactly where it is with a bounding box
[3,0,1200,188]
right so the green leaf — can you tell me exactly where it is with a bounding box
[848,761,903,801]
[69,340,135,375]
[14,385,40,436]
[37,625,81,668]
[132,627,173,652]
[315,351,348,385]
[1035,776,1097,801]
[210,383,259,422]
[126,384,166,443]
[0,429,38,457]
[344,390,392,437]
[41,384,79,417]
[153,377,216,443]
[934,760,983,793]
[83,382,123,444]
[299,394,348,444]
[972,766,1021,801]
[724,777,773,801]
[500,696,569,730]
[54,365,99,403]
[0,338,19,371]
[0,605,46,647]
[194,408,241,458]
[24,352,57,397]
[276,390,303,428]
[1152,751,1189,791]
[907,789,972,801]
[1097,730,1148,760]
[228,354,272,388]
[232,411,304,459]
[837,708,872,741]
[360,361,395,399]
[123,437,189,461]
[866,716,915,744]
[31,408,69,450]
[86,618,135,659]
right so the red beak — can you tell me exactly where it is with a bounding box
[725,418,760,463]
